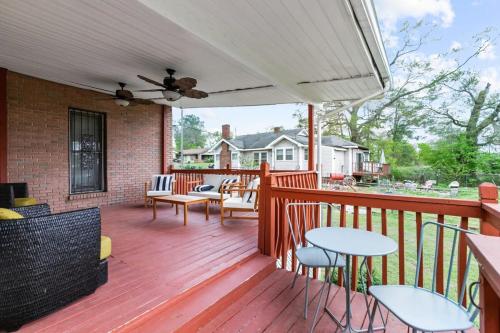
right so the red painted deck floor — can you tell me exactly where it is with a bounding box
[14,203,478,333]
[199,270,479,333]
[17,202,261,333]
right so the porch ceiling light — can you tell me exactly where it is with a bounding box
[162,89,181,101]
[114,98,130,107]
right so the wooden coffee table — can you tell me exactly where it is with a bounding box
[152,195,209,225]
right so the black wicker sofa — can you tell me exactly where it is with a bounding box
[0,204,106,331]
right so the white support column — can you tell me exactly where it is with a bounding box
[316,106,322,189]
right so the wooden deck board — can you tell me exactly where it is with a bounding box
[200,270,480,333]
[17,203,258,333]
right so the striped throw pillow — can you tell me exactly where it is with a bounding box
[194,185,214,192]
[243,177,260,203]
[153,175,173,191]
[219,178,238,192]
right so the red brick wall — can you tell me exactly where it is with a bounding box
[6,71,172,212]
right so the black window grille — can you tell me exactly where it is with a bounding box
[69,108,106,194]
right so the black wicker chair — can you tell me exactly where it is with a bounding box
[0,182,29,208]
[0,204,102,331]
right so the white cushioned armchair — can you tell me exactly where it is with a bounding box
[220,177,260,225]
[144,174,175,207]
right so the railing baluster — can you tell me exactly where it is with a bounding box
[381,208,388,285]
[351,206,359,291]
[458,216,468,306]
[436,214,445,294]
[337,204,346,287]
[416,212,424,287]
[366,207,372,287]
[398,210,405,284]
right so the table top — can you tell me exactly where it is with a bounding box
[154,195,209,203]
[306,227,398,257]
[466,233,500,297]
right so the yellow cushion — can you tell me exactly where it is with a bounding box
[14,197,37,207]
[0,208,24,220]
[100,235,112,260]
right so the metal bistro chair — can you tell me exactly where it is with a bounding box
[286,202,346,319]
[369,221,480,333]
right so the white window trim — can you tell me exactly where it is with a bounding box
[231,152,239,161]
[275,147,294,161]
[253,151,268,165]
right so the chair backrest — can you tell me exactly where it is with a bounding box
[285,202,336,251]
[0,184,15,208]
[415,221,479,320]
[151,174,174,191]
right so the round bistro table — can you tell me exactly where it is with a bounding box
[305,227,397,333]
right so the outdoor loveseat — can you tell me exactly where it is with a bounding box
[187,174,239,202]
[0,204,108,331]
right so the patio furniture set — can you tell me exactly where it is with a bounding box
[286,202,480,333]
[0,186,112,332]
[145,174,260,225]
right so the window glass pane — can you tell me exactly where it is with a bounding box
[231,152,238,161]
[253,152,259,165]
[69,108,106,194]
[285,148,293,160]
[304,148,308,160]
[261,152,267,163]
[276,149,283,160]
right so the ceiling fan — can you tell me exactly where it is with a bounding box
[75,82,155,107]
[137,68,208,101]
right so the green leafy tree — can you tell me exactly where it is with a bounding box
[174,114,207,151]
[426,71,500,147]
[418,134,478,179]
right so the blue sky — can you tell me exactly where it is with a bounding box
[173,0,499,136]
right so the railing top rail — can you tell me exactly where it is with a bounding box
[269,186,482,217]
[269,170,317,177]
[169,168,260,175]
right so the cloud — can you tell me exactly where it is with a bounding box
[376,0,455,29]
[480,67,500,92]
[450,41,462,51]
[478,40,496,60]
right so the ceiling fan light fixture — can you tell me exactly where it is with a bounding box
[162,89,182,101]
[114,98,130,107]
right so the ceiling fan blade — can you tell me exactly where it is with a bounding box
[208,84,274,94]
[182,89,208,99]
[147,97,166,100]
[175,77,197,90]
[134,89,165,92]
[137,75,167,88]
[133,98,155,105]
[70,81,114,93]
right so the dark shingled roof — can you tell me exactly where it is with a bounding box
[226,128,366,150]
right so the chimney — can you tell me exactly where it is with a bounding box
[273,127,281,134]
[222,124,231,139]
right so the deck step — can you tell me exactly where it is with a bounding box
[117,251,276,333]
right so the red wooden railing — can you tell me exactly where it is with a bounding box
[258,163,499,311]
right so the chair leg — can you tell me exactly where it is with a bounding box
[325,268,332,307]
[220,205,224,225]
[368,299,378,333]
[304,267,310,319]
[291,263,302,289]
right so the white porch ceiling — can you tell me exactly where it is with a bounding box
[0,0,390,108]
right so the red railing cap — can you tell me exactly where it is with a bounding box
[479,182,499,203]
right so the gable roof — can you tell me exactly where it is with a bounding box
[209,128,368,151]
[226,129,305,150]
